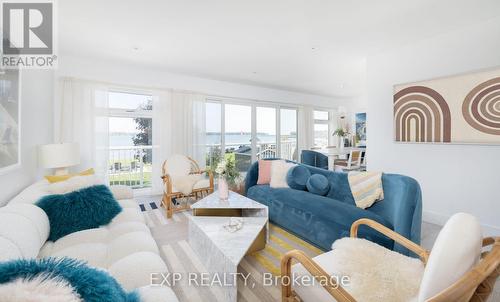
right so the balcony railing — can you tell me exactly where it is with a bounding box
[108,141,297,189]
[108,146,152,188]
[206,140,297,172]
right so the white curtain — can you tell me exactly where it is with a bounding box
[56,80,208,194]
[170,92,206,168]
[56,78,109,181]
[151,91,172,194]
[298,105,314,157]
[329,110,339,146]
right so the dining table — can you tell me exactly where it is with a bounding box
[315,147,365,171]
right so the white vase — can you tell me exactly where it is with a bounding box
[339,136,345,152]
[218,177,229,201]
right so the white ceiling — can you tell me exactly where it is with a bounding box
[59,0,500,98]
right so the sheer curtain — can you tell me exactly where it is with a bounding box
[56,78,109,181]
[151,90,172,194]
[298,105,314,158]
[170,91,207,168]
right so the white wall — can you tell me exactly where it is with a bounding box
[366,17,500,235]
[0,70,54,205]
[57,55,351,108]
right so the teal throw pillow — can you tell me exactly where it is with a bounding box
[306,174,330,196]
[286,165,311,190]
[36,185,122,241]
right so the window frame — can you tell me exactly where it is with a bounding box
[279,107,299,161]
[205,97,300,165]
[255,105,277,161]
[108,89,154,119]
[313,109,334,148]
[106,89,155,191]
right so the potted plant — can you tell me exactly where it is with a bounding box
[213,157,241,200]
[333,127,350,151]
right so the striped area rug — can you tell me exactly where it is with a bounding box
[137,198,323,302]
[248,224,323,276]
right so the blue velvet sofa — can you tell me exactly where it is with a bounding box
[245,161,422,256]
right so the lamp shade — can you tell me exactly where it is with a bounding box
[38,143,80,169]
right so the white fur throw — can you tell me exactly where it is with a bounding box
[293,237,424,302]
[0,275,82,302]
[171,174,202,195]
[332,238,423,301]
[269,160,296,188]
[47,175,103,194]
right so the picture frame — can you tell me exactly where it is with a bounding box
[0,69,21,175]
[355,112,366,147]
[393,66,500,145]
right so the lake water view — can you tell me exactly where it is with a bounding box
[110,133,292,147]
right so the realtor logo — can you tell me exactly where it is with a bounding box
[1,1,57,68]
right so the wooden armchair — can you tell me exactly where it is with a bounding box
[282,216,499,302]
[161,155,214,218]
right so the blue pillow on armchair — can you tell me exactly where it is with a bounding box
[306,174,330,196]
[36,185,122,241]
[286,165,311,190]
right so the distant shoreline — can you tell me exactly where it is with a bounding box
[110,133,296,147]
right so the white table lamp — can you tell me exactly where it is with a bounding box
[38,143,81,175]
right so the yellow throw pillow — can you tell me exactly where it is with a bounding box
[45,168,95,183]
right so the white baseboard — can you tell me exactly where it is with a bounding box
[423,210,500,236]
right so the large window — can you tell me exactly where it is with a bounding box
[313,110,330,148]
[205,102,222,168]
[280,108,297,161]
[225,104,252,172]
[108,91,153,188]
[205,101,298,174]
[256,107,276,160]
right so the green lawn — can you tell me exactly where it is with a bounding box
[109,152,239,189]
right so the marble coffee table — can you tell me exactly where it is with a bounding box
[191,190,268,218]
[188,191,269,302]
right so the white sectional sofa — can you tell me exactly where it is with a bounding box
[0,180,178,302]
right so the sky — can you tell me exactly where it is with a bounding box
[108,92,151,133]
[109,117,139,133]
[206,103,297,134]
[108,91,151,110]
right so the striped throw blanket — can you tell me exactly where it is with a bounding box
[348,171,384,209]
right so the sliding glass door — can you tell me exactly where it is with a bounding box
[206,101,298,174]
[280,108,297,161]
[205,102,222,168]
[225,104,252,172]
[256,107,276,160]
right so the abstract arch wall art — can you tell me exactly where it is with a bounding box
[394,66,500,144]
[394,86,451,143]
[462,77,500,136]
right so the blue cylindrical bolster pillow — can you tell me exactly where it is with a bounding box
[306,174,330,196]
[287,165,311,190]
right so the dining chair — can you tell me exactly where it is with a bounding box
[360,152,367,171]
[335,150,362,171]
